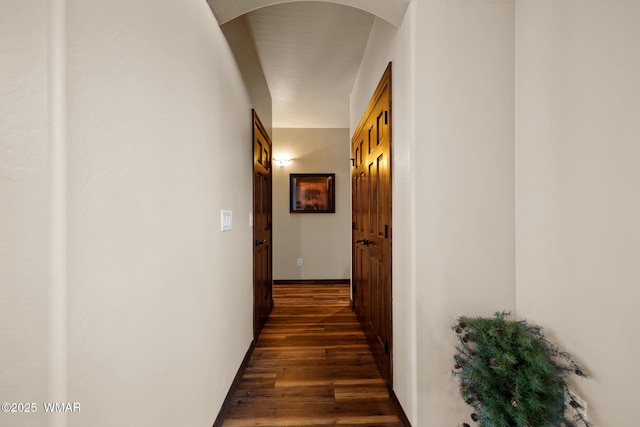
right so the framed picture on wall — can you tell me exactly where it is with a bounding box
[290,173,335,213]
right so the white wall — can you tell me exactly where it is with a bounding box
[350,9,418,423]
[516,1,640,425]
[272,128,351,280]
[65,1,256,425]
[0,1,50,426]
[222,16,273,138]
[352,1,516,424]
[2,0,259,425]
[413,1,516,425]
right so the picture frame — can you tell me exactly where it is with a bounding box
[290,173,335,213]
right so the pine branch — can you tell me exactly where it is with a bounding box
[452,312,590,427]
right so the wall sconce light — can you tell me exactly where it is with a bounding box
[273,158,292,166]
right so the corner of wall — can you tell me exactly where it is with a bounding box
[221,16,273,137]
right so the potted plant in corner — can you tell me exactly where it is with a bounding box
[452,312,590,427]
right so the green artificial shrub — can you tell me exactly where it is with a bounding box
[452,312,589,427]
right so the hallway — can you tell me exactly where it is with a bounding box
[220,284,406,426]
[5,1,640,425]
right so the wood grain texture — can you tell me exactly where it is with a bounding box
[221,284,406,426]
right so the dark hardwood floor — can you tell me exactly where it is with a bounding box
[221,283,406,426]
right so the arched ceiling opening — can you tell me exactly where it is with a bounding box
[211,0,410,127]
[207,0,410,28]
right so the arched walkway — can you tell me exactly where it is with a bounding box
[207,0,410,27]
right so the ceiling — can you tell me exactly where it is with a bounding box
[245,2,374,128]
[208,0,409,128]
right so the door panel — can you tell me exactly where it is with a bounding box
[253,111,273,340]
[351,64,392,384]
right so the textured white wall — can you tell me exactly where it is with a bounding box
[350,9,418,424]
[1,0,255,426]
[353,1,516,424]
[272,128,351,280]
[0,1,50,426]
[356,1,638,425]
[65,1,255,425]
[222,16,273,138]
[516,1,640,424]
[413,1,516,425]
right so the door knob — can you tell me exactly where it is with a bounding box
[255,239,267,246]
[356,239,370,246]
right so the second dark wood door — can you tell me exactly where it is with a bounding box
[352,64,392,384]
[253,110,273,340]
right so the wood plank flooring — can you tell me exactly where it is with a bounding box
[221,284,405,426]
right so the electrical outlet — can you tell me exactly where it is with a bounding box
[297,258,303,267]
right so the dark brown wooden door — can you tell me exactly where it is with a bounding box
[352,64,392,384]
[253,110,273,340]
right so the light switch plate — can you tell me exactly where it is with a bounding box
[221,210,232,231]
